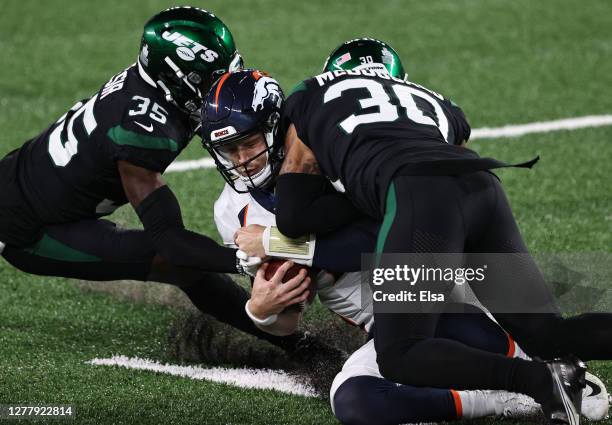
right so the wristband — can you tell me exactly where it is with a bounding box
[263,226,315,265]
[245,300,278,326]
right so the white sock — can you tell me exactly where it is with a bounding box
[457,389,539,419]
[456,390,497,419]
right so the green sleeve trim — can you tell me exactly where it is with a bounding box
[107,126,179,152]
[288,81,307,97]
[375,182,397,266]
[24,234,101,262]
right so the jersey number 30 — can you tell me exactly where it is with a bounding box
[323,78,450,143]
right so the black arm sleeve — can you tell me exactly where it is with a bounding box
[312,217,380,272]
[275,173,363,238]
[136,186,237,273]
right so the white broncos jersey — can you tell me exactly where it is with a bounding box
[214,182,374,332]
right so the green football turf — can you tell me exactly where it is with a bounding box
[1,0,611,424]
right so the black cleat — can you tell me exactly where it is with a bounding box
[542,355,587,425]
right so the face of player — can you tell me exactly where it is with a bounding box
[217,132,268,177]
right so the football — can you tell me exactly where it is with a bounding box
[263,259,317,303]
[264,259,307,281]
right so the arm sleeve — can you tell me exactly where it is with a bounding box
[312,218,380,272]
[136,185,238,273]
[275,173,362,238]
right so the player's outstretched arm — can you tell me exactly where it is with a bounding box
[234,220,378,272]
[118,160,240,274]
[275,125,362,238]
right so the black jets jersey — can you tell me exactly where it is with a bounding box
[0,64,193,246]
[282,69,478,219]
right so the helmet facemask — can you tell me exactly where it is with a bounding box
[201,69,285,194]
[210,113,282,193]
[140,52,243,115]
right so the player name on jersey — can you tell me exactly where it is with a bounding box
[283,70,473,218]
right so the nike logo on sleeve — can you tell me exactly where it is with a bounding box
[135,122,154,132]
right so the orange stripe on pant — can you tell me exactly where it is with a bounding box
[450,389,463,418]
[506,334,516,357]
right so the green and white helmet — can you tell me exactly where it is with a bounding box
[138,6,243,113]
[322,37,407,80]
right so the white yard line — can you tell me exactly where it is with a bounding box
[470,115,612,140]
[87,356,316,397]
[167,114,612,173]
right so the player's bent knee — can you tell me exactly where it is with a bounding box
[333,377,382,425]
[1,245,47,275]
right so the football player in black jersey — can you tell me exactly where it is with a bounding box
[0,7,311,354]
[203,66,610,424]
[271,38,612,425]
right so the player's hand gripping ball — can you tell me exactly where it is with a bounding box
[264,259,318,304]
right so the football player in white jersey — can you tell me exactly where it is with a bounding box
[200,68,609,424]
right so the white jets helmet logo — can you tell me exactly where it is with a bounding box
[252,76,282,111]
[161,31,219,63]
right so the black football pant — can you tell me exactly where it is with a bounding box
[0,218,297,349]
[373,171,612,401]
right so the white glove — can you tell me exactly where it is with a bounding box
[236,249,262,277]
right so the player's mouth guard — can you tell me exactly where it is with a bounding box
[263,226,315,266]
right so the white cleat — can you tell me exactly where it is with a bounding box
[491,390,541,419]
